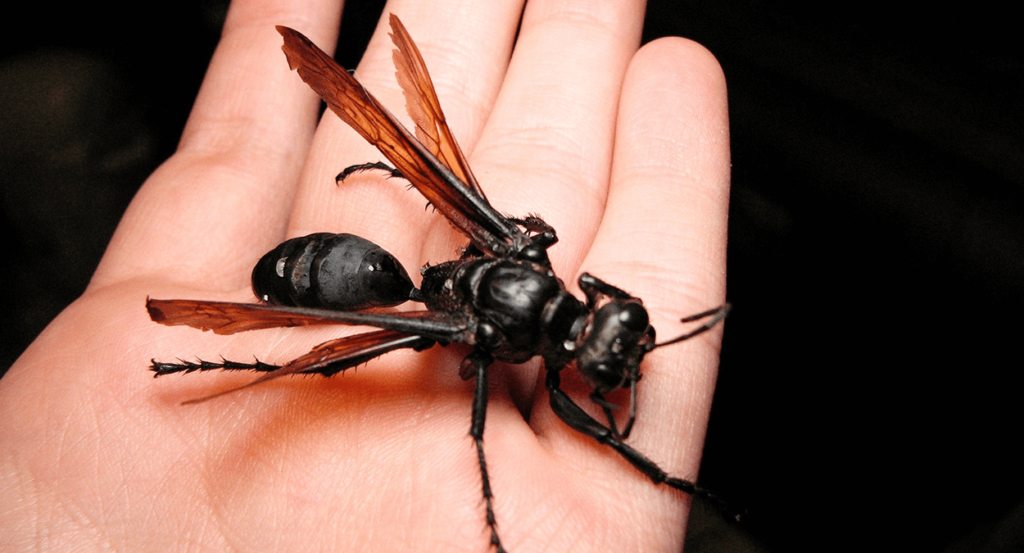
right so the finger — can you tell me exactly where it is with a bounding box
[570,37,729,497]
[285,0,526,271]
[462,0,647,275]
[92,0,342,291]
[588,38,729,311]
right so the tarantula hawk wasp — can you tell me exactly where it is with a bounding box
[147,14,732,552]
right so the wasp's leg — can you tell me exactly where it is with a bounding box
[151,358,280,376]
[335,161,405,183]
[152,332,435,404]
[589,378,638,440]
[545,369,739,521]
[462,349,506,553]
[577,273,636,308]
[506,215,553,236]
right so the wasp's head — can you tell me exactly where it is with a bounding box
[575,300,655,393]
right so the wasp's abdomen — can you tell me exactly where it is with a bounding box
[252,233,414,310]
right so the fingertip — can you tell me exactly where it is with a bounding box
[622,37,729,158]
[631,37,728,103]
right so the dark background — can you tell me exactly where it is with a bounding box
[2,1,1021,551]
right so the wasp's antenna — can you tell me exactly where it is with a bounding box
[652,304,731,350]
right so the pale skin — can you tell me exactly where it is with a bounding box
[0,0,730,551]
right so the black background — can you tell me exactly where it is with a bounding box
[2,1,1021,551]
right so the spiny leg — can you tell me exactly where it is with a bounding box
[462,349,505,553]
[506,215,556,240]
[335,161,404,183]
[152,332,434,378]
[150,358,280,376]
[151,333,436,404]
[545,370,739,521]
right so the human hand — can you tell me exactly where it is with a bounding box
[0,0,729,551]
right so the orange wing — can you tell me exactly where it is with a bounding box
[388,14,487,199]
[277,21,525,257]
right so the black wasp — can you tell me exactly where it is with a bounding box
[147,14,731,552]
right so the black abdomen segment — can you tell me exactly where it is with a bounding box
[252,233,415,310]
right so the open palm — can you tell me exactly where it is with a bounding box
[0,0,730,551]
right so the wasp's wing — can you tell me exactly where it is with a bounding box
[277,23,525,257]
[158,330,436,404]
[281,329,434,376]
[147,298,474,343]
[388,14,486,200]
